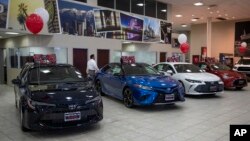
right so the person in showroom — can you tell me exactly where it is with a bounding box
[87,54,99,81]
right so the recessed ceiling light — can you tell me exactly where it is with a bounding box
[207,7,210,10]
[192,14,195,17]
[161,9,167,12]
[232,16,235,19]
[216,10,220,13]
[137,3,144,6]
[191,18,198,21]
[175,14,183,17]
[5,32,19,35]
[210,11,213,14]
[181,24,187,27]
[225,14,228,16]
[201,17,204,19]
[123,41,131,44]
[194,2,204,6]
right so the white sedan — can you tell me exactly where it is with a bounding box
[154,62,224,95]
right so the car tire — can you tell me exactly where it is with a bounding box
[123,88,134,108]
[20,107,29,132]
[95,80,105,96]
[236,87,243,90]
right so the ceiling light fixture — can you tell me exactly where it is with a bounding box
[181,24,187,27]
[123,41,131,44]
[232,16,235,19]
[175,14,183,17]
[161,9,167,12]
[137,3,144,7]
[5,32,19,35]
[210,11,213,14]
[194,2,204,6]
[192,14,195,17]
[216,10,220,13]
[225,14,228,16]
[191,18,198,22]
[218,15,222,17]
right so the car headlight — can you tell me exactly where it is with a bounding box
[185,79,202,83]
[218,79,224,84]
[85,96,102,104]
[133,84,152,90]
[27,98,56,110]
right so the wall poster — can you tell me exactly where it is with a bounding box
[235,21,250,57]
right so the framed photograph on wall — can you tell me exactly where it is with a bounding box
[192,55,200,65]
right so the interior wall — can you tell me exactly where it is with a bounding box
[190,24,207,63]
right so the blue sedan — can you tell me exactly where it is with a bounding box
[95,63,185,108]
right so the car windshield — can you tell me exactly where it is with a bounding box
[238,59,250,65]
[174,64,202,73]
[123,64,159,75]
[211,63,231,70]
[29,66,84,84]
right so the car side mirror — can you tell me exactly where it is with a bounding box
[12,79,21,85]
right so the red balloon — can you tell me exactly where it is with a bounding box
[238,46,247,54]
[180,43,190,54]
[25,14,44,34]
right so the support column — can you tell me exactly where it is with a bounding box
[206,17,212,57]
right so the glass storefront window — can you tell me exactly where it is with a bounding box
[98,0,115,9]
[116,0,130,12]
[8,47,68,68]
[157,2,168,20]
[145,0,156,18]
[131,0,144,15]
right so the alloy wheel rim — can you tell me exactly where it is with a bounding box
[124,89,132,106]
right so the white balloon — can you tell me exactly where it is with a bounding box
[241,42,247,48]
[178,34,187,44]
[34,8,49,23]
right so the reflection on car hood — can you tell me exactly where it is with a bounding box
[126,75,178,88]
[215,70,244,78]
[28,82,98,103]
[177,73,220,81]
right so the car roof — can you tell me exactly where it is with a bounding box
[156,62,191,65]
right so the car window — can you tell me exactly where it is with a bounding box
[154,64,163,71]
[112,65,121,75]
[124,63,159,75]
[162,64,175,73]
[200,64,207,70]
[174,64,202,73]
[28,66,84,84]
[211,63,231,70]
[238,59,250,65]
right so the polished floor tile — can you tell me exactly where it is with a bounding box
[0,84,250,141]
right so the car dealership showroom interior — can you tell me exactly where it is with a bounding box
[1,0,250,141]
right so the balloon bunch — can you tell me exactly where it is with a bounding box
[178,34,190,54]
[238,42,248,54]
[25,8,49,34]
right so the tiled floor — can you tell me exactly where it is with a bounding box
[1,84,250,141]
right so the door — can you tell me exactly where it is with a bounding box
[73,48,88,76]
[160,52,166,62]
[97,49,110,68]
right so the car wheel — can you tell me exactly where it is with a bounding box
[20,107,29,132]
[236,87,243,90]
[95,81,105,96]
[123,88,134,108]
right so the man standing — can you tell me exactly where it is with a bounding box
[87,54,99,80]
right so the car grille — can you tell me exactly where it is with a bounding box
[237,67,250,71]
[233,79,247,86]
[154,90,179,103]
[154,86,178,94]
[194,81,223,93]
[37,104,90,113]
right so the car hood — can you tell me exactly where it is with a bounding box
[28,82,98,103]
[126,75,179,88]
[214,70,244,78]
[177,73,220,81]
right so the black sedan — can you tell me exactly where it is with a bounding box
[12,63,103,131]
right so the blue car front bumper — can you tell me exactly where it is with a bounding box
[130,87,185,106]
